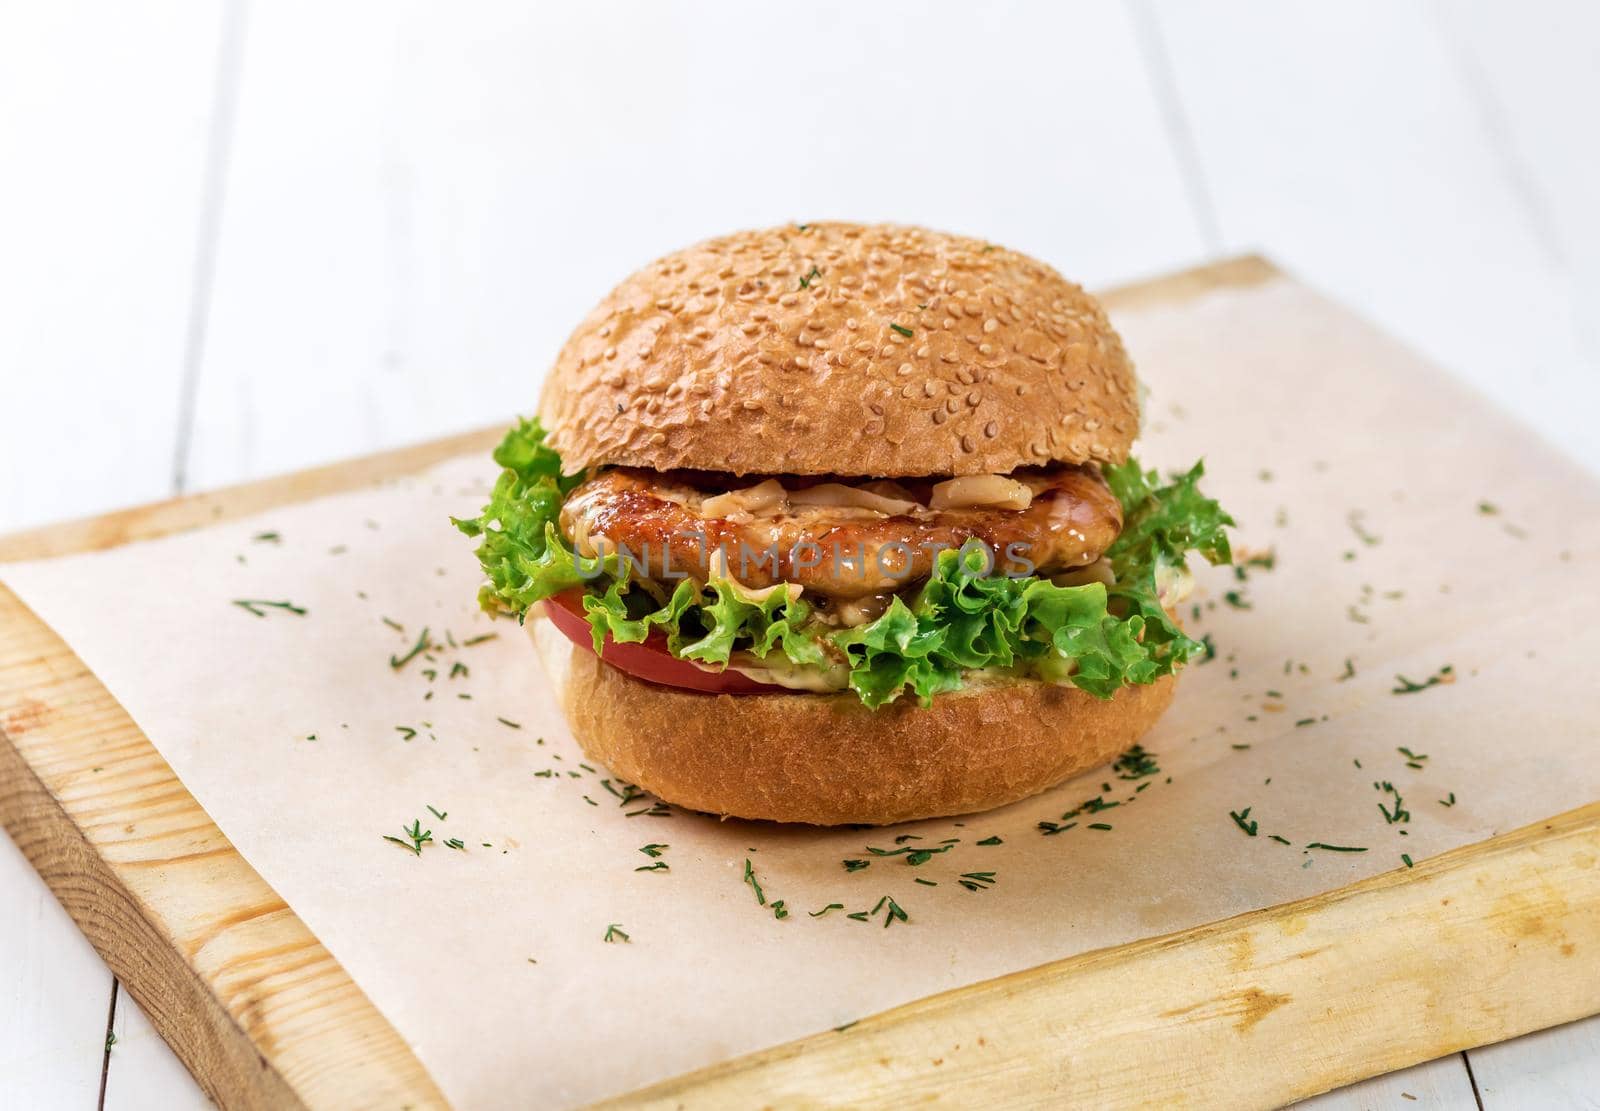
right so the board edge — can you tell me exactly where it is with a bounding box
[0,584,449,1111]
[605,801,1600,1109]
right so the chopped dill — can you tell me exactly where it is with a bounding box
[1393,666,1454,694]
[743,858,766,906]
[958,872,997,892]
[232,599,307,618]
[390,627,432,669]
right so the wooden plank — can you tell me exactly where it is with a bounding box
[1470,1018,1600,1110]
[1427,1,1600,496]
[1432,0,1600,281]
[0,1,226,532]
[1148,0,1600,475]
[3,258,1596,1108]
[0,818,110,1108]
[104,986,216,1111]
[1291,1053,1479,1111]
[0,589,445,1110]
[609,802,1600,1110]
[181,0,1204,490]
[0,425,502,564]
[0,3,234,1105]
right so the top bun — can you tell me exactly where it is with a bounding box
[539,223,1139,477]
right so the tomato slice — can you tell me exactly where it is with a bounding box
[541,590,782,694]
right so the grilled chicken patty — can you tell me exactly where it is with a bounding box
[560,466,1122,601]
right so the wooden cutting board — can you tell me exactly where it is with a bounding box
[2,257,1597,1111]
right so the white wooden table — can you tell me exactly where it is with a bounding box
[4,3,1597,1107]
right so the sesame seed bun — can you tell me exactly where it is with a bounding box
[531,616,1174,826]
[539,223,1139,478]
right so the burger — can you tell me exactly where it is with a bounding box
[455,223,1232,825]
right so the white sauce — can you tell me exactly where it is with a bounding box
[720,654,852,692]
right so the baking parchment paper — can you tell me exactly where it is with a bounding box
[5,276,1597,1108]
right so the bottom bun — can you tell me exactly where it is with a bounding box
[529,616,1176,826]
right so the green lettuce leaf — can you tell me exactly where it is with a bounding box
[833,545,1152,708]
[1102,458,1235,675]
[831,460,1234,707]
[453,419,825,666]
[580,577,825,668]
[451,418,606,617]
[577,578,696,656]
[831,596,963,707]
[457,418,1234,709]
[1104,458,1233,569]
